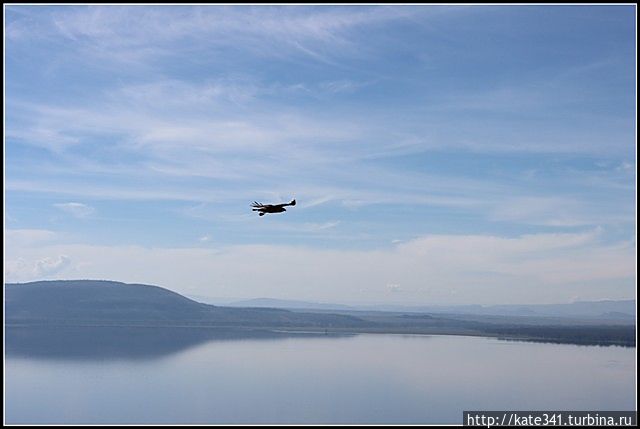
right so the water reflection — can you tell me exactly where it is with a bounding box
[5,330,635,424]
[5,326,344,360]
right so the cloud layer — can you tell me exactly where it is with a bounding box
[5,6,635,305]
[5,228,634,305]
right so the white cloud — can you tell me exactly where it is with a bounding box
[5,253,72,282]
[490,196,634,227]
[34,255,71,277]
[8,6,417,66]
[111,79,260,108]
[6,127,81,152]
[4,229,58,246]
[5,258,29,280]
[8,97,362,158]
[265,221,341,234]
[53,202,95,218]
[5,229,634,305]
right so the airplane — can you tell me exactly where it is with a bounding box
[251,199,296,216]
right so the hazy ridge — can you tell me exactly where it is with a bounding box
[5,280,371,328]
[5,280,635,346]
[219,297,636,320]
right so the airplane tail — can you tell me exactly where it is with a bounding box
[289,199,296,206]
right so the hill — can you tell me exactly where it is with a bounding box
[5,280,634,346]
[5,280,371,328]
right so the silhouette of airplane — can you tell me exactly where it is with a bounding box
[251,199,296,216]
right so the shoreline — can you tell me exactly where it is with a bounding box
[6,323,635,348]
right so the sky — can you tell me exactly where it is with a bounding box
[4,5,636,305]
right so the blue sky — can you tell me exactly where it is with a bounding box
[4,5,636,305]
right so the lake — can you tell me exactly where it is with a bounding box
[5,327,635,424]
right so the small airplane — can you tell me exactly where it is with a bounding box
[251,199,296,216]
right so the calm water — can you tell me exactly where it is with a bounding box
[5,327,636,424]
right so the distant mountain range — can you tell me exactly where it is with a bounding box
[221,297,636,320]
[224,298,355,311]
[5,280,635,346]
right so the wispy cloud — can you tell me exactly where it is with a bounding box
[5,229,58,246]
[5,6,635,306]
[53,202,95,218]
[8,6,418,66]
[5,229,634,305]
